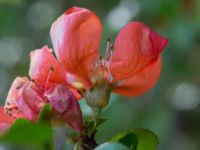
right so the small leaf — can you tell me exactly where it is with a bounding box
[110,128,158,150]
[110,131,137,150]
[83,118,106,137]
[134,129,158,150]
[38,103,52,125]
[96,118,107,127]
[118,133,138,150]
[94,142,129,150]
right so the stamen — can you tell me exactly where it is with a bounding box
[94,55,103,68]
[105,49,114,82]
[110,44,114,50]
[107,36,111,42]
[99,55,102,60]
[104,35,114,66]
[105,36,111,63]
[31,79,35,82]
[108,49,113,63]
[72,82,84,89]
[109,79,124,89]
[116,80,124,87]
[45,66,54,91]
[30,79,42,89]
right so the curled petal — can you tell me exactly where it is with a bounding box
[110,22,168,81]
[113,57,162,96]
[50,7,102,82]
[29,45,65,89]
[21,82,47,120]
[45,84,83,131]
[5,77,46,121]
[0,107,15,133]
[5,77,29,119]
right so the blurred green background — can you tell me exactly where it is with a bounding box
[0,0,200,149]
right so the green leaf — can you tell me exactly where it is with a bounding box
[96,118,107,127]
[0,119,52,144]
[0,118,53,149]
[0,104,54,149]
[134,129,158,150]
[110,129,158,150]
[94,142,129,150]
[38,104,52,125]
[110,131,138,150]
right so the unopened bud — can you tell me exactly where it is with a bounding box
[84,84,112,109]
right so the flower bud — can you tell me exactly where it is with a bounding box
[84,84,112,110]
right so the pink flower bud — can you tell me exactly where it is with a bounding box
[45,84,83,131]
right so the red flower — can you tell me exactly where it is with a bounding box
[29,45,66,89]
[0,46,83,133]
[0,77,46,133]
[5,77,47,120]
[29,46,83,131]
[29,45,81,99]
[50,7,168,107]
[0,6,168,132]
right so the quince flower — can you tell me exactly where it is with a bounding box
[0,46,83,133]
[50,7,168,108]
[0,6,168,133]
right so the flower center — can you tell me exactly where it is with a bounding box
[89,36,114,86]
[84,37,116,109]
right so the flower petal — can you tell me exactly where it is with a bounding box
[5,77,46,121]
[45,84,83,131]
[5,77,29,119]
[21,82,47,120]
[50,7,102,82]
[110,22,168,81]
[29,45,65,89]
[0,107,15,133]
[113,57,162,96]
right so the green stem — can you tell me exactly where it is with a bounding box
[92,107,101,122]
[92,107,101,133]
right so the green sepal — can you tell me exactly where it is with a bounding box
[83,118,107,136]
[37,103,52,125]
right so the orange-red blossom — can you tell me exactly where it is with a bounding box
[51,7,168,108]
[0,7,168,133]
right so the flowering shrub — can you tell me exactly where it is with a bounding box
[0,7,168,150]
